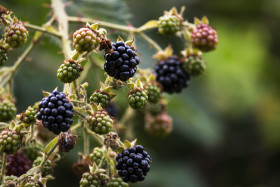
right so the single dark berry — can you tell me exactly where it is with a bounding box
[0,46,8,66]
[73,26,101,54]
[20,106,37,126]
[128,89,148,109]
[158,14,180,35]
[116,145,151,183]
[79,172,108,187]
[6,150,32,177]
[146,102,165,116]
[0,100,16,122]
[0,129,22,154]
[89,90,110,108]
[182,54,206,77]
[107,176,128,187]
[191,24,218,52]
[89,147,108,169]
[57,59,83,83]
[33,157,53,177]
[106,102,118,117]
[58,132,77,152]
[22,143,44,161]
[155,56,190,93]
[24,180,43,187]
[4,21,28,48]
[145,83,162,103]
[87,110,114,135]
[104,41,140,81]
[36,90,74,134]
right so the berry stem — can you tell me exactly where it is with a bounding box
[86,128,104,145]
[0,153,7,185]
[83,123,90,156]
[39,141,58,169]
[24,23,62,38]
[138,32,163,51]
[119,107,135,140]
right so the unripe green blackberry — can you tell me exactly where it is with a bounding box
[128,89,148,109]
[182,55,206,77]
[146,102,165,116]
[22,143,44,161]
[73,26,101,54]
[0,129,22,154]
[57,59,83,83]
[33,157,53,176]
[89,147,108,169]
[107,176,128,187]
[4,21,28,48]
[0,100,16,122]
[145,83,162,103]
[24,180,43,187]
[0,46,8,66]
[87,110,114,135]
[20,106,37,126]
[158,15,180,35]
[80,172,108,187]
[89,90,110,109]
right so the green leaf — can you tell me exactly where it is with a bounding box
[44,136,58,153]
[123,140,131,149]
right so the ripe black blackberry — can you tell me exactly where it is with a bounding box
[0,99,16,122]
[0,129,22,154]
[36,90,74,134]
[0,46,8,66]
[155,56,190,93]
[6,150,32,177]
[4,21,28,48]
[116,145,151,183]
[79,172,108,187]
[104,41,140,81]
[89,90,110,109]
[107,176,128,187]
[33,156,53,177]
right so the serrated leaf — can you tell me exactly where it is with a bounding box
[44,136,58,153]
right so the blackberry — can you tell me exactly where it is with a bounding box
[104,132,119,150]
[116,145,151,183]
[191,24,218,52]
[89,147,108,168]
[57,59,83,83]
[33,156,53,177]
[106,102,118,117]
[4,21,28,48]
[24,180,43,187]
[0,46,8,66]
[155,56,190,93]
[58,132,77,152]
[128,89,148,109]
[0,129,22,154]
[89,90,110,108]
[36,90,74,134]
[87,110,114,135]
[6,150,32,177]
[104,41,140,81]
[146,102,165,116]
[158,14,180,35]
[22,143,44,161]
[80,172,108,187]
[20,106,37,126]
[107,176,128,187]
[182,55,206,77]
[73,26,101,54]
[0,100,16,122]
[145,83,161,103]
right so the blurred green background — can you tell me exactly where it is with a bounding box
[1,0,280,186]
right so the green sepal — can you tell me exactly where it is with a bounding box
[130,139,137,147]
[201,16,209,24]
[44,136,58,153]
[117,146,124,154]
[135,79,144,89]
[194,17,200,25]
[123,140,132,149]
[89,23,99,30]
[9,120,16,130]
[127,82,135,90]
[117,36,124,42]
[42,90,51,97]
[125,39,134,46]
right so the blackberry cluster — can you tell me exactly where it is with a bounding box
[73,26,101,54]
[107,176,128,187]
[0,100,16,122]
[191,24,218,52]
[33,157,53,177]
[145,83,161,103]
[57,60,83,83]
[158,15,180,35]
[36,90,74,134]
[6,150,32,177]
[24,180,43,187]
[79,172,108,187]
[116,145,151,183]
[4,21,28,48]
[89,90,110,108]
[0,46,8,66]
[89,147,108,168]
[106,102,118,117]
[20,106,37,125]
[182,55,206,77]
[87,110,114,135]
[104,41,140,81]
[128,89,148,109]
[155,56,190,93]
[0,129,22,154]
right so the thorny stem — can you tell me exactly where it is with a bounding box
[83,122,90,156]
[0,153,7,185]
[86,128,104,145]
[39,142,58,168]
[24,23,61,38]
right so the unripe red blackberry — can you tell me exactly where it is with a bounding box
[0,129,22,154]
[89,90,110,109]
[158,15,180,35]
[20,106,37,126]
[0,100,16,122]
[4,21,28,48]
[79,172,108,187]
[32,156,53,177]
[36,90,74,134]
[104,41,140,81]
[89,147,108,169]
[191,24,218,52]
[24,180,43,187]
[6,150,32,177]
[145,83,162,103]
[58,132,77,152]
[87,110,114,135]
[73,26,101,54]
[57,60,83,83]
[0,46,8,66]
[107,176,128,187]
[155,56,190,93]
[116,145,151,183]
[182,54,206,77]
[128,89,148,110]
